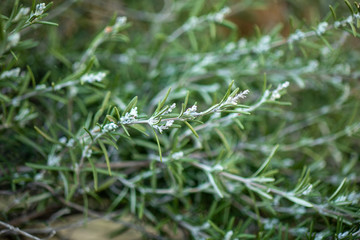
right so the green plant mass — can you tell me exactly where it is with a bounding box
[1,0,360,239]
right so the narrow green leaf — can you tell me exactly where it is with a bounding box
[26,163,71,171]
[294,167,311,194]
[37,20,59,26]
[106,114,117,123]
[329,5,337,20]
[247,184,273,200]
[184,121,199,138]
[155,88,171,114]
[209,22,216,39]
[221,110,251,114]
[120,123,130,136]
[55,123,75,139]
[252,145,279,177]
[26,65,36,88]
[318,35,333,50]
[0,13,4,41]
[107,188,128,213]
[184,90,190,108]
[215,128,230,152]
[34,126,58,143]
[349,22,357,37]
[190,0,204,16]
[114,106,121,121]
[152,128,162,162]
[101,91,111,111]
[133,139,158,151]
[129,124,149,136]
[263,72,267,93]
[130,188,136,213]
[220,80,234,103]
[219,20,237,30]
[102,136,119,150]
[236,234,256,239]
[345,0,355,14]
[208,220,225,235]
[187,31,198,51]
[329,178,347,201]
[16,135,46,157]
[286,195,313,207]
[0,93,10,102]
[59,172,69,199]
[83,127,94,141]
[88,157,98,190]
[98,140,112,176]
[234,119,244,130]
[138,195,145,219]
[179,91,190,117]
[206,172,223,198]
[123,96,137,116]
[97,178,117,192]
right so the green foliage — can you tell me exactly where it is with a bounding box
[1,0,360,239]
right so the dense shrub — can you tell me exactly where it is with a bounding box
[1,0,360,239]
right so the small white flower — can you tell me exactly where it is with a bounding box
[163,103,176,115]
[314,231,330,240]
[345,16,353,24]
[172,151,184,160]
[288,29,305,43]
[116,16,127,25]
[0,68,21,79]
[148,117,157,126]
[183,16,199,31]
[66,138,75,147]
[129,107,138,118]
[302,184,313,195]
[348,192,360,204]
[113,16,127,30]
[184,104,197,115]
[316,22,328,35]
[14,108,30,121]
[338,231,350,239]
[224,42,236,52]
[226,89,250,105]
[35,84,46,90]
[335,195,347,202]
[59,137,67,144]
[270,81,289,101]
[15,7,30,21]
[238,38,247,48]
[263,218,279,230]
[121,109,137,124]
[81,72,106,83]
[253,35,271,53]
[165,120,174,127]
[103,123,118,132]
[212,164,224,171]
[210,7,231,22]
[20,7,30,16]
[11,98,20,107]
[152,119,174,133]
[84,149,92,158]
[34,3,46,16]
[224,231,233,240]
[48,153,60,166]
[8,33,20,47]
[34,172,44,181]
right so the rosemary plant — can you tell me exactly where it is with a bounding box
[1,0,360,239]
